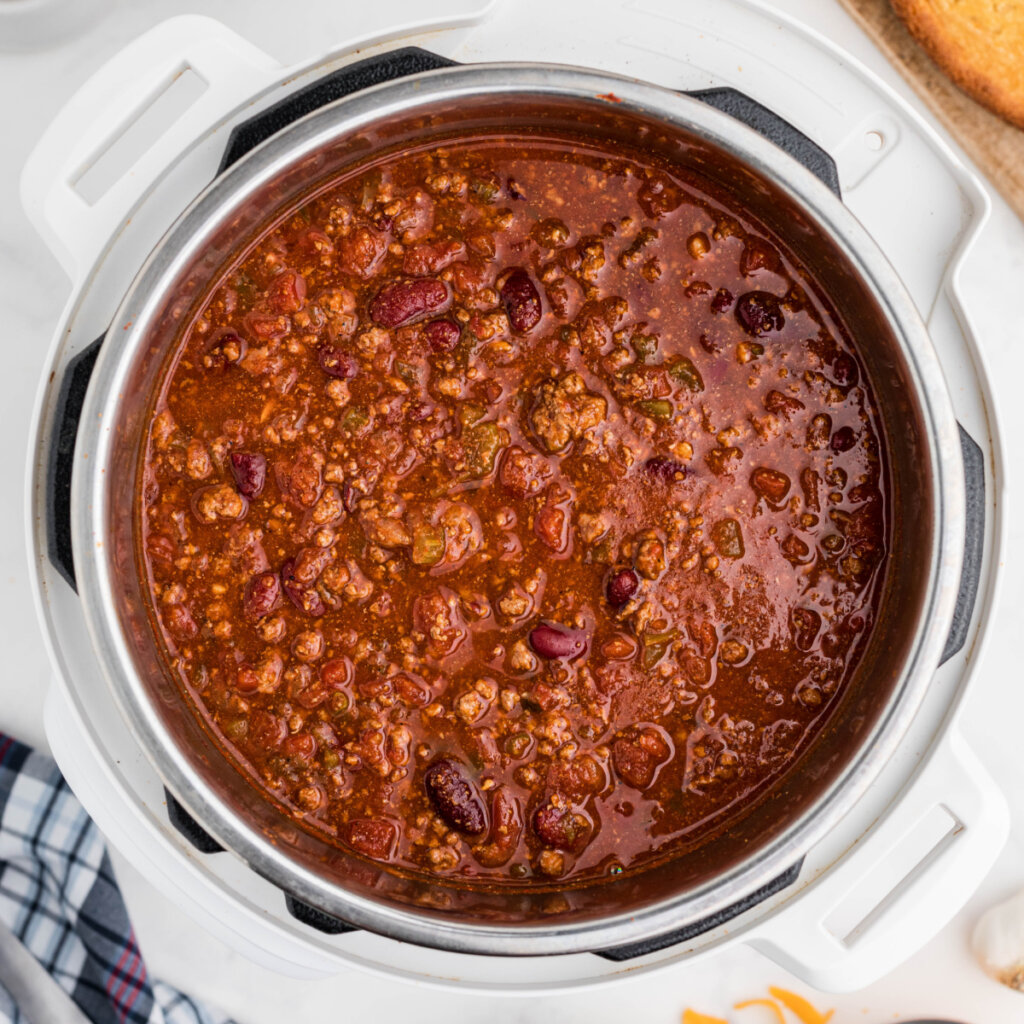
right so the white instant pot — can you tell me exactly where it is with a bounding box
[21,0,1010,993]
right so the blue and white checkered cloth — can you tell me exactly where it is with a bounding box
[0,733,234,1024]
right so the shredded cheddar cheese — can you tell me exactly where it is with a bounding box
[684,985,834,1023]
[682,1011,728,1024]
[735,997,788,1023]
[767,987,835,1024]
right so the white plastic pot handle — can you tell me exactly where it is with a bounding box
[749,727,1008,992]
[20,15,279,280]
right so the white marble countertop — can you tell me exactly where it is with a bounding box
[3,1,1024,1020]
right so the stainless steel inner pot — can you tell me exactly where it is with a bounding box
[72,63,965,955]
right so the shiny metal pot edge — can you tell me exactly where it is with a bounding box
[70,63,965,955]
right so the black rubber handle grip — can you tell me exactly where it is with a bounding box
[595,860,802,961]
[684,86,842,198]
[48,336,102,592]
[166,790,223,854]
[284,894,357,935]
[219,47,456,172]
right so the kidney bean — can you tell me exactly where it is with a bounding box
[320,656,354,689]
[282,732,316,762]
[710,287,734,313]
[750,467,791,504]
[357,676,392,701]
[830,425,857,452]
[740,237,782,276]
[224,524,269,575]
[679,651,710,686]
[643,456,687,482]
[234,663,261,694]
[467,232,497,259]
[452,260,497,299]
[230,451,266,499]
[847,482,878,506]
[369,278,449,328]
[423,318,461,353]
[342,818,397,860]
[249,709,286,750]
[531,505,562,554]
[612,727,672,790]
[163,602,197,640]
[341,482,361,513]
[394,189,435,241]
[393,673,430,708]
[293,546,334,585]
[245,312,290,341]
[406,401,432,423]
[243,572,280,622]
[735,291,785,336]
[500,269,542,333]
[529,622,588,660]
[678,624,711,664]
[317,345,358,379]
[534,491,572,554]
[340,226,387,280]
[296,227,334,258]
[281,557,326,618]
[791,607,822,652]
[781,534,812,565]
[473,787,523,868]
[424,756,487,835]
[403,239,464,276]
[832,352,859,386]
[268,269,306,314]
[637,174,683,218]
[532,802,591,852]
[606,568,639,608]
[146,534,175,568]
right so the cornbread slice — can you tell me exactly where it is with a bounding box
[891,0,1024,129]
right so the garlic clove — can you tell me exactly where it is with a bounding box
[972,886,1024,991]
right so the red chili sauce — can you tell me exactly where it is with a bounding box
[139,130,888,884]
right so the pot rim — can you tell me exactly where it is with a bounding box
[71,61,965,956]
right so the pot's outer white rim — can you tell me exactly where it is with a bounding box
[70,63,966,957]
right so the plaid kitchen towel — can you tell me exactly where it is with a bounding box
[0,733,235,1024]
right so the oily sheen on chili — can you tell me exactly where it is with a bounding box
[139,130,888,884]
